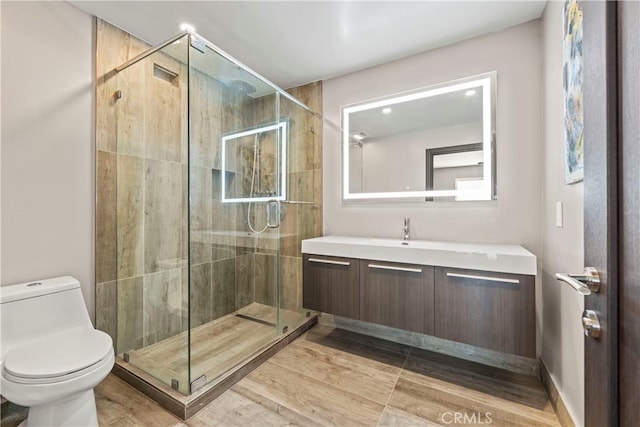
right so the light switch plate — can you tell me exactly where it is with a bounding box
[556,201,563,228]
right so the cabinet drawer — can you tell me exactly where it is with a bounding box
[303,254,359,318]
[434,267,535,357]
[360,260,434,334]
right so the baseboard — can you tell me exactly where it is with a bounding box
[540,360,577,427]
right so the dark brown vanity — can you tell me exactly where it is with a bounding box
[302,237,537,358]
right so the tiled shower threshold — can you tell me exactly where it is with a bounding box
[112,313,318,420]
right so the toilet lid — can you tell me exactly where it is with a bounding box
[3,327,113,379]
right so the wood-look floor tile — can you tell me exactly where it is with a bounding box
[190,329,277,380]
[95,375,181,427]
[94,323,561,427]
[292,331,406,376]
[232,384,323,426]
[269,341,400,404]
[0,400,28,427]
[405,348,551,410]
[238,360,385,426]
[410,347,542,386]
[236,301,303,327]
[130,310,279,384]
[308,325,413,356]
[400,362,558,425]
[377,407,443,427]
[126,350,187,393]
[188,388,320,427]
[302,325,410,365]
[389,377,559,427]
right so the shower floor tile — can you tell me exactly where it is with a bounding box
[123,303,305,393]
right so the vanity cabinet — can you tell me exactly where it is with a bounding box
[302,246,536,359]
[359,260,434,334]
[302,254,359,318]
[434,267,536,358]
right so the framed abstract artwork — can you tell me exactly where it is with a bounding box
[563,0,584,184]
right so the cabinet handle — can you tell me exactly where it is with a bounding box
[368,264,422,273]
[446,272,519,284]
[308,258,351,266]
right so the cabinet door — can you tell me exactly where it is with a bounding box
[302,254,359,318]
[434,267,535,358]
[360,260,434,334]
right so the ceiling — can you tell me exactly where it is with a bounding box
[69,1,546,90]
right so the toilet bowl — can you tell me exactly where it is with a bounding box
[0,277,115,426]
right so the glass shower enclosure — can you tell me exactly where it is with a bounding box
[108,32,317,395]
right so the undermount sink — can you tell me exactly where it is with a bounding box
[301,236,537,275]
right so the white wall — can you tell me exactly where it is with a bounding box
[323,21,542,253]
[541,2,584,425]
[1,1,95,321]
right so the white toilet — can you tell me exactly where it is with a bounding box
[0,276,114,426]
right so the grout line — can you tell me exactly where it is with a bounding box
[375,346,411,427]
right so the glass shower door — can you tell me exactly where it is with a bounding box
[187,36,282,391]
[113,35,190,393]
[276,94,321,333]
[106,29,319,399]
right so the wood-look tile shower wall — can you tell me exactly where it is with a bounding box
[95,20,323,354]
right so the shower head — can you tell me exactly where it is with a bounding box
[229,79,256,95]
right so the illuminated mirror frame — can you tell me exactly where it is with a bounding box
[221,121,288,203]
[341,72,496,201]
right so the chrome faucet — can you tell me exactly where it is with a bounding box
[402,217,410,241]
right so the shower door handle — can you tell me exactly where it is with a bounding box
[266,199,281,228]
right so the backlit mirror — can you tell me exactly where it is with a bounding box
[221,121,288,203]
[342,72,496,202]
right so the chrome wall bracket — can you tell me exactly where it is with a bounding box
[190,375,206,393]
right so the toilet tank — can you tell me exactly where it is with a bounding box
[0,276,92,362]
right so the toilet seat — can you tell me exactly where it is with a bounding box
[2,326,113,385]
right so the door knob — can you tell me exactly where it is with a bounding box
[555,267,600,295]
[582,310,601,338]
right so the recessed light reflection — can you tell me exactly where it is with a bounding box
[465,89,477,97]
[382,107,392,114]
[352,132,367,141]
[180,23,195,33]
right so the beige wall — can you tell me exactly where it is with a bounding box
[1,2,95,320]
[322,20,542,252]
[541,2,584,425]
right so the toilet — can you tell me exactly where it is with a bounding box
[0,276,114,426]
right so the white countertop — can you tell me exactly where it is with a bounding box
[302,236,537,275]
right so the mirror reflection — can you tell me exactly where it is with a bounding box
[342,72,496,202]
